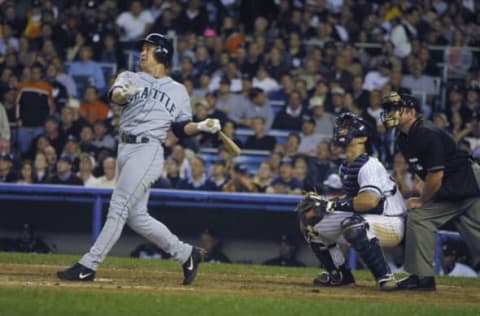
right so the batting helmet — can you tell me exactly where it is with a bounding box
[333,112,371,147]
[138,33,174,66]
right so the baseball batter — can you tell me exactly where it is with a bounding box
[297,113,406,290]
[57,33,221,285]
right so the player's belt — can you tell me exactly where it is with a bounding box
[120,133,149,144]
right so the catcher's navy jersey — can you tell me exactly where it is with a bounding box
[110,71,192,142]
[340,154,406,216]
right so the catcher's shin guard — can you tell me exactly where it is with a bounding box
[341,216,392,282]
[310,242,355,287]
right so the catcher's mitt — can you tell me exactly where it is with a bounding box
[296,192,335,241]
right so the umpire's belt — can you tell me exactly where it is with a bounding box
[120,133,149,144]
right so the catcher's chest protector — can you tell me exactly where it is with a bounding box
[339,153,369,197]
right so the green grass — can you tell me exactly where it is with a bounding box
[0,252,478,316]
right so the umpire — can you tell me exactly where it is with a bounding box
[382,92,480,291]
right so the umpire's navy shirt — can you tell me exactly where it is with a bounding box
[397,119,480,201]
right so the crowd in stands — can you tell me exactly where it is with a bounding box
[0,0,479,199]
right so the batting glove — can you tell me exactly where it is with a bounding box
[197,119,221,134]
[120,81,143,97]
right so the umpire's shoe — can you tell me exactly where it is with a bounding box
[182,247,205,285]
[57,263,95,281]
[313,269,355,287]
[394,275,436,291]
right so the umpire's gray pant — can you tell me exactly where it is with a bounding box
[404,164,480,277]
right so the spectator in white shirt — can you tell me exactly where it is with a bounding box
[94,157,116,188]
[116,0,154,42]
[78,153,97,187]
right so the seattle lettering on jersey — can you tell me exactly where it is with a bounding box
[131,87,176,115]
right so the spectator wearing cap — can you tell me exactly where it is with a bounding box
[79,86,110,125]
[266,158,303,195]
[77,153,97,187]
[178,155,216,191]
[309,96,335,138]
[43,116,66,156]
[92,120,116,153]
[209,159,228,191]
[94,157,116,188]
[362,60,392,92]
[263,234,305,267]
[440,239,478,278]
[244,117,276,152]
[115,0,154,42]
[32,151,50,183]
[223,163,258,193]
[272,90,307,130]
[16,63,55,154]
[200,228,231,264]
[322,173,343,198]
[208,60,243,93]
[253,162,273,193]
[239,88,274,130]
[45,63,68,114]
[49,155,83,186]
[0,153,17,183]
[298,114,324,156]
[326,86,349,116]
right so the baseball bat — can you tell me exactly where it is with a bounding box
[207,119,241,157]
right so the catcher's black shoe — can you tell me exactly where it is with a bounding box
[182,247,204,285]
[378,274,397,291]
[313,269,355,287]
[394,275,436,291]
[57,263,95,281]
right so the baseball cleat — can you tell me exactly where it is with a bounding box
[393,275,436,291]
[313,269,355,287]
[182,247,205,285]
[57,263,96,281]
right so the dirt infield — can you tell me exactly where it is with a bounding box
[0,263,479,308]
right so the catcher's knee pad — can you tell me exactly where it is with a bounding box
[341,214,369,251]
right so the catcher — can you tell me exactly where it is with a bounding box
[296,113,406,291]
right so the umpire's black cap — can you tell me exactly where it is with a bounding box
[381,91,420,112]
[138,33,174,66]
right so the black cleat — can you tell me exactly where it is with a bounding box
[313,269,355,287]
[182,247,204,285]
[394,275,436,291]
[57,263,96,281]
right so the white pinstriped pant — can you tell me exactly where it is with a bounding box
[312,211,405,247]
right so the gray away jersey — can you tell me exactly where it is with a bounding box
[110,71,192,141]
[357,157,407,216]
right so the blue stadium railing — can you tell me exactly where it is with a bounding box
[0,183,458,274]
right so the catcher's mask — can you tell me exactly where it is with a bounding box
[137,33,173,66]
[381,92,420,129]
[333,112,370,147]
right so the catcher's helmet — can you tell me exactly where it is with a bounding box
[138,33,173,66]
[381,92,420,128]
[333,112,370,147]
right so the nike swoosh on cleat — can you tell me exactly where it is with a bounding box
[187,257,194,271]
[79,272,92,279]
